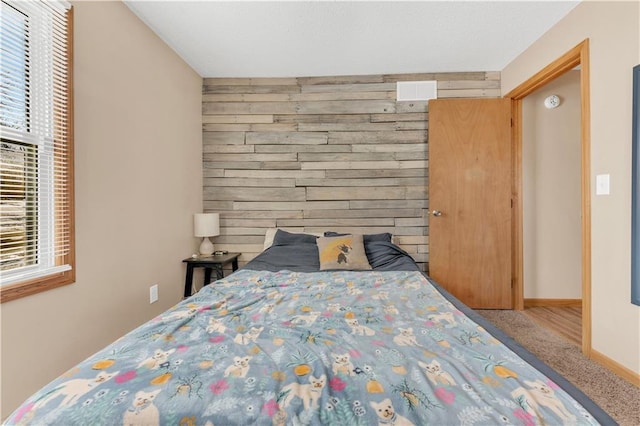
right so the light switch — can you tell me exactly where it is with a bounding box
[596,174,610,195]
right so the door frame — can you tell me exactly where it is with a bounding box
[505,39,592,356]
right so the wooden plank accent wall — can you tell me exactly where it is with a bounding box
[202,72,501,270]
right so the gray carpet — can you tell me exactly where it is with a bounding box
[476,310,639,426]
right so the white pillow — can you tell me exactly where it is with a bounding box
[263,228,278,250]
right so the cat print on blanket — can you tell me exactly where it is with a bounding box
[4,269,608,426]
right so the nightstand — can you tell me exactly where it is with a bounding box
[182,253,241,298]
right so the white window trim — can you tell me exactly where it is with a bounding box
[0,0,72,290]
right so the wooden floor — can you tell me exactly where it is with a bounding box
[523,306,582,346]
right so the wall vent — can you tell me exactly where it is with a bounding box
[396,81,437,101]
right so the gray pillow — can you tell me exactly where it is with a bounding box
[323,231,392,244]
[273,229,318,246]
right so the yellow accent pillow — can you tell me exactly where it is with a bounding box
[316,234,372,270]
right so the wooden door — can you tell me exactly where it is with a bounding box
[428,98,512,309]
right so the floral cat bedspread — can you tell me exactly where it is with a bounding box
[6,270,602,425]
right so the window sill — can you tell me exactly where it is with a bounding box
[0,269,75,303]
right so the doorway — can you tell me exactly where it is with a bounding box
[521,70,583,343]
[506,39,592,356]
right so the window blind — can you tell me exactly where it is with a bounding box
[1,0,72,286]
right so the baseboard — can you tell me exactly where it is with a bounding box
[590,349,640,388]
[524,298,582,307]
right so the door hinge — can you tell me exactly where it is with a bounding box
[510,199,513,208]
[511,278,515,288]
[510,118,513,127]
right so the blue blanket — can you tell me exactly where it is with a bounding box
[5,270,607,425]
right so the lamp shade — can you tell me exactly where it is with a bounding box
[194,213,220,237]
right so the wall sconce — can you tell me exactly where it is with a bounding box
[194,213,220,255]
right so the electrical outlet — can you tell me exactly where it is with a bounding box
[149,284,158,304]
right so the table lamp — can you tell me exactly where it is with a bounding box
[194,213,220,255]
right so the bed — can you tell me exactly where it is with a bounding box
[5,230,614,425]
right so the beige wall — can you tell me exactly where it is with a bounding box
[202,73,501,272]
[0,1,203,417]
[502,1,640,374]
[523,71,582,299]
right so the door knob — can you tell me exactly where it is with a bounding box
[432,210,442,217]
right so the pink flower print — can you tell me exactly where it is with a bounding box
[348,349,361,358]
[513,408,535,426]
[209,379,229,395]
[463,372,476,382]
[329,377,346,391]
[262,399,280,417]
[371,340,385,346]
[209,335,225,344]
[322,311,333,317]
[384,314,394,322]
[546,379,560,389]
[115,370,136,384]
[177,345,189,352]
[434,387,455,404]
[13,402,34,423]
[251,313,261,321]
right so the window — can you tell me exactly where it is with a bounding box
[0,0,73,302]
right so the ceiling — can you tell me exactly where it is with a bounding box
[123,0,580,78]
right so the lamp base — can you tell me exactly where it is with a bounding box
[199,237,214,256]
